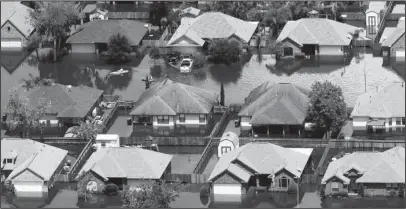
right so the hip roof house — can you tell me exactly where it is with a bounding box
[238,82,310,137]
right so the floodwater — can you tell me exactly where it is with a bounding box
[1,48,404,112]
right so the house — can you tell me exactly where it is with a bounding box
[129,78,218,128]
[321,146,405,197]
[276,18,358,57]
[350,82,405,132]
[238,82,309,137]
[218,131,239,158]
[166,12,258,54]
[66,19,148,53]
[95,134,120,149]
[1,2,34,49]
[180,7,201,18]
[381,19,405,64]
[1,138,68,197]
[78,147,172,189]
[23,84,104,127]
[207,142,313,199]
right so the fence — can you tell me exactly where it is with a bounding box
[301,174,317,184]
[213,105,228,114]
[210,109,230,138]
[31,137,86,144]
[143,27,170,48]
[120,136,210,146]
[163,173,208,184]
[54,174,77,183]
[67,139,94,176]
[330,139,405,149]
[238,138,330,148]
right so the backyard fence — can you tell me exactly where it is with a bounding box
[30,137,86,144]
[54,174,77,183]
[239,138,330,148]
[301,174,317,184]
[67,139,94,176]
[120,136,210,146]
[330,139,405,149]
[213,105,228,114]
[163,173,209,184]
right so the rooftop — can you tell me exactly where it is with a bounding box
[130,78,219,116]
[208,142,313,182]
[24,84,104,119]
[79,147,173,180]
[1,138,68,181]
[1,2,34,38]
[321,146,405,184]
[277,18,358,46]
[351,82,405,118]
[238,83,309,125]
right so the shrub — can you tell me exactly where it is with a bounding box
[358,184,365,197]
[399,184,404,197]
[199,184,210,206]
[332,191,348,198]
[390,189,396,197]
[320,188,326,198]
[106,33,132,64]
[104,183,119,196]
[193,53,206,69]
[294,52,306,59]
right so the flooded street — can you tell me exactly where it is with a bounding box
[2,49,404,112]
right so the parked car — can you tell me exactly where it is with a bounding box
[180,58,193,73]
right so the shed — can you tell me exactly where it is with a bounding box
[95,134,120,149]
[218,132,239,158]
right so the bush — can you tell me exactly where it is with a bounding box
[332,191,348,198]
[399,184,404,197]
[106,33,132,64]
[193,53,206,69]
[320,188,326,198]
[104,183,119,196]
[358,184,365,197]
[199,184,210,206]
[294,52,306,59]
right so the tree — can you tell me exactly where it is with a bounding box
[307,81,347,139]
[207,38,243,65]
[77,172,104,202]
[121,180,184,208]
[247,8,264,21]
[3,88,49,138]
[220,83,225,106]
[149,2,168,29]
[160,17,168,31]
[28,2,79,62]
[106,33,132,64]
[73,120,105,141]
[149,47,161,65]
[268,41,284,59]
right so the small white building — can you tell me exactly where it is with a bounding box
[89,9,109,21]
[365,1,386,37]
[218,132,239,158]
[95,134,120,149]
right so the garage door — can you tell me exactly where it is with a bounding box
[213,184,242,195]
[14,183,44,198]
[71,43,95,53]
[1,38,22,48]
[396,50,405,63]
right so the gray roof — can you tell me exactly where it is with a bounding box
[1,138,68,181]
[79,147,173,180]
[130,79,219,116]
[366,1,386,14]
[322,146,405,184]
[238,83,309,125]
[208,142,312,182]
[167,12,258,46]
[24,84,104,118]
[1,2,34,38]
[381,26,405,48]
[81,4,97,14]
[351,82,405,118]
[277,18,358,46]
[66,20,148,45]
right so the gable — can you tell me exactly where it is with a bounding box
[12,169,43,182]
[172,35,200,46]
[392,33,405,48]
[1,20,26,40]
[274,168,296,179]
[213,171,242,184]
[325,176,345,184]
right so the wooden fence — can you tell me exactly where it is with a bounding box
[330,139,405,149]
[163,173,208,184]
[67,139,94,176]
[120,136,210,146]
[31,136,86,144]
[213,105,228,114]
[54,174,77,183]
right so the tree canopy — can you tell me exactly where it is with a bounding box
[3,88,49,138]
[73,120,105,141]
[121,180,183,208]
[106,33,132,64]
[307,81,347,139]
[207,38,243,65]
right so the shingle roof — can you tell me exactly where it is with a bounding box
[1,2,34,38]
[321,146,405,184]
[66,20,148,45]
[79,147,173,179]
[220,131,239,147]
[276,18,358,46]
[130,78,219,116]
[381,26,405,48]
[81,4,97,14]
[167,12,258,46]
[180,7,201,17]
[208,142,312,182]
[238,83,309,125]
[351,82,405,118]
[2,138,68,181]
[24,84,104,118]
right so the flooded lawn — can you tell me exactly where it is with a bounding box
[2,48,403,112]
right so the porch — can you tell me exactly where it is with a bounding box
[241,125,304,138]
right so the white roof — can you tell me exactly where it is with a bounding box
[96,134,120,141]
[288,148,314,157]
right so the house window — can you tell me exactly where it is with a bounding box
[402,118,405,125]
[283,47,293,56]
[389,118,392,126]
[392,183,398,188]
[279,176,290,188]
[396,118,401,125]
[199,114,205,123]
[157,116,169,124]
[386,183,392,189]
[179,114,185,123]
[6,159,12,164]
[368,16,376,34]
[221,146,232,155]
[7,26,10,31]
[101,142,106,147]
[332,182,340,192]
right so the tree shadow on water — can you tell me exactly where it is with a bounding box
[208,62,243,84]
